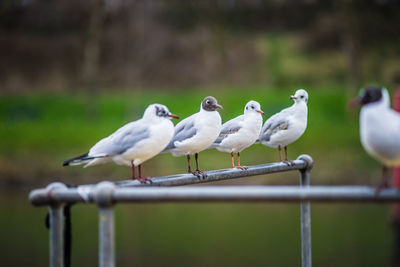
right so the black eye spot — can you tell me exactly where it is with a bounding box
[300,95,304,99]
[251,105,254,109]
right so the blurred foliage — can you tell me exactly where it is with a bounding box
[1,0,400,90]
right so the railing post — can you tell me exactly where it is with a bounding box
[95,181,116,267]
[297,155,313,267]
[47,182,67,267]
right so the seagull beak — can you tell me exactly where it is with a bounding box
[215,104,223,109]
[289,96,297,100]
[257,110,264,114]
[168,114,180,119]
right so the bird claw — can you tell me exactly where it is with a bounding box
[282,160,294,166]
[234,165,248,170]
[194,170,207,179]
[375,183,388,195]
[135,177,153,184]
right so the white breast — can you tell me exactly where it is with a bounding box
[174,110,222,155]
[217,113,263,153]
[113,119,174,166]
[360,104,400,166]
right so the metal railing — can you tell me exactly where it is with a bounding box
[29,154,400,267]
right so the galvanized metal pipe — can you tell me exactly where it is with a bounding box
[30,186,400,205]
[298,155,313,267]
[99,207,115,267]
[95,182,116,267]
[116,159,308,187]
[46,183,67,267]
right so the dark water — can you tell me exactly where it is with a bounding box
[1,189,393,267]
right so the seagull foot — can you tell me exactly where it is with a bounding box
[190,171,202,179]
[282,160,294,166]
[234,165,248,170]
[135,177,153,184]
[375,183,389,195]
[195,170,207,179]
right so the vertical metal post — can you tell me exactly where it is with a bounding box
[46,183,67,267]
[95,182,116,267]
[49,205,64,267]
[297,155,313,267]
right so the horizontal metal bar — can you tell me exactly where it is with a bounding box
[116,159,308,187]
[30,186,400,206]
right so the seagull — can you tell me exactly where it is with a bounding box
[163,96,222,177]
[212,100,264,169]
[259,89,308,163]
[351,86,400,190]
[63,104,179,183]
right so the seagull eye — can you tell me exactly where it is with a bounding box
[300,95,304,99]
[206,100,211,104]
[251,105,254,109]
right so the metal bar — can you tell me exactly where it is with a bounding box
[30,186,400,205]
[46,183,68,267]
[116,159,307,187]
[298,155,312,267]
[99,207,115,267]
[95,182,116,267]
[300,169,312,267]
[49,206,64,267]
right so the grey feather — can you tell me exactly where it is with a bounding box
[214,117,243,144]
[260,117,289,142]
[90,122,150,156]
[164,121,197,150]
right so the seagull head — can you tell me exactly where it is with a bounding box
[244,100,264,115]
[350,86,389,108]
[290,89,308,104]
[201,96,223,111]
[144,104,179,120]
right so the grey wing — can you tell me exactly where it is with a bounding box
[214,116,243,144]
[89,121,150,156]
[164,118,197,150]
[259,113,289,142]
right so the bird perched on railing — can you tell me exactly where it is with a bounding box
[259,89,308,164]
[63,104,179,183]
[351,86,400,190]
[211,100,264,169]
[163,96,222,177]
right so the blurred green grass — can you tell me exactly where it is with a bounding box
[0,86,378,187]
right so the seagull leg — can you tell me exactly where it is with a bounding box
[234,152,248,170]
[138,164,152,184]
[283,146,294,166]
[195,153,207,179]
[231,152,235,168]
[278,145,282,162]
[376,165,389,194]
[187,154,200,177]
[131,161,136,180]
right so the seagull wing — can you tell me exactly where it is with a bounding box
[164,117,197,150]
[213,115,243,144]
[89,120,150,157]
[260,109,291,142]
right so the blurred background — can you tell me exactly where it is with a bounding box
[1,0,400,266]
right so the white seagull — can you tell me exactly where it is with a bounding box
[352,86,400,189]
[163,96,222,177]
[259,89,308,163]
[212,100,264,169]
[63,104,179,183]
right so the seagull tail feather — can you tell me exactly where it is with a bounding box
[63,153,93,167]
